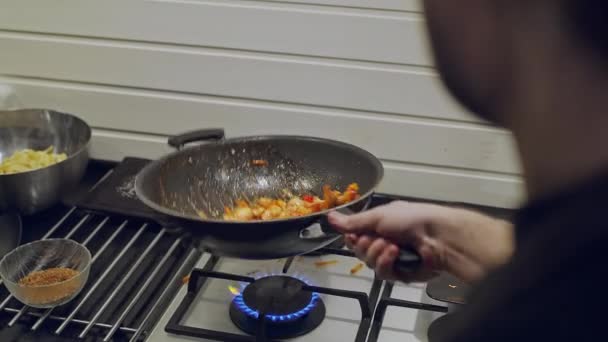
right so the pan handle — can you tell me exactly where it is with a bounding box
[336,206,422,274]
[168,128,225,150]
[393,247,423,274]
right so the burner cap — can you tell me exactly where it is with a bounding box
[229,276,325,339]
[242,276,314,318]
[428,314,453,341]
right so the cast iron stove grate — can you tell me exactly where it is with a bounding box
[166,248,383,342]
[0,166,201,341]
[366,282,449,342]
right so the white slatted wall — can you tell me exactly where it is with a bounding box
[0,0,523,208]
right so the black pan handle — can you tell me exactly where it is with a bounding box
[336,206,422,274]
[394,247,422,274]
[168,128,225,150]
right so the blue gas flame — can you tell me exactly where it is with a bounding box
[232,274,319,323]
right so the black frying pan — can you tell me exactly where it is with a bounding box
[136,129,421,271]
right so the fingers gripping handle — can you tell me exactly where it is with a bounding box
[394,247,422,274]
[334,206,422,273]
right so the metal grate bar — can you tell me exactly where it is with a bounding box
[5,212,91,326]
[55,223,148,334]
[81,216,110,246]
[166,261,376,342]
[166,256,219,330]
[78,228,166,338]
[4,307,137,333]
[316,247,356,257]
[165,244,385,342]
[128,248,201,342]
[304,285,373,318]
[63,214,91,240]
[41,207,79,239]
[88,169,114,193]
[281,257,295,274]
[31,218,126,331]
[366,282,447,342]
[103,237,182,341]
[189,271,256,289]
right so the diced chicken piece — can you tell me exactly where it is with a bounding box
[261,209,274,220]
[235,199,249,208]
[234,207,254,220]
[296,206,313,216]
[257,197,273,208]
[268,205,282,217]
[221,183,360,221]
[287,197,305,209]
[252,207,265,217]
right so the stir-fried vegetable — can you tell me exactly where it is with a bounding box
[222,183,361,221]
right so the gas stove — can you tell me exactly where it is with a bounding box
[151,250,450,342]
[0,158,513,341]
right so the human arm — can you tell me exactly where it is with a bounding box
[328,201,514,283]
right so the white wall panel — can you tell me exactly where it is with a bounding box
[0,32,477,123]
[224,0,422,12]
[0,0,430,65]
[0,0,524,207]
[1,77,520,174]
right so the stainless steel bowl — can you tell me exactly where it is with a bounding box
[0,109,91,214]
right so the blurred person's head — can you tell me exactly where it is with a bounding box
[423,0,608,127]
[423,1,608,197]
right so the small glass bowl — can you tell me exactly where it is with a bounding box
[0,239,91,308]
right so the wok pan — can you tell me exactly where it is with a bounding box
[136,129,421,271]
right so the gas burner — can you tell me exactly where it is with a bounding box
[229,275,326,339]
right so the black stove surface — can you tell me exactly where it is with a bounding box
[77,158,159,220]
[0,161,112,342]
[0,160,200,342]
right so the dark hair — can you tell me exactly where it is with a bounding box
[568,0,608,58]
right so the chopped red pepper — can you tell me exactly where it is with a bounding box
[308,203,321,212]
[302,194,314,203]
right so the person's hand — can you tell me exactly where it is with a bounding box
[328,201,514,283]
